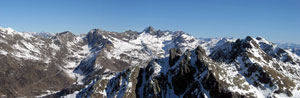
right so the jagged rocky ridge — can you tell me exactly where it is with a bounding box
[0,26,200,97]
[64,36,300,98]
[0,27,300,98]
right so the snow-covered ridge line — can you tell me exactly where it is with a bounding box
[0,27,53,38]
[72,39,300,97]
[1,26,300,97]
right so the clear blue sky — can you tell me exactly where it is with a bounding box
[0,0,299,43]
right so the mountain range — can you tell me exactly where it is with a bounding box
[0,26,299,98]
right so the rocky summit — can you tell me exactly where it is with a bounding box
[0,27,300,98]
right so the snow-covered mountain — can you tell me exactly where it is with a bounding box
[0,26,300,98]
[60,36,300,98]
[277,43,300,56]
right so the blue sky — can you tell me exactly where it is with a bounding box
[0,0,299,43]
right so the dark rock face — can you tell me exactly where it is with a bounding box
[70,36,300,98]
[85,29,112,48]
[196,46,206,56]
[171,51,196,95]
[143,26,174,37]
[210,36,270,63]
[144,26,155,33]
[169,48,182,67]
[202,71,236,98]
[76,47,249,98]
[76,67,140,98]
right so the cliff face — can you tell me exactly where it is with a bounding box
[72,42,300,98]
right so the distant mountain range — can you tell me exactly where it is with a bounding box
[0,27,300,98]
[277,43,300,56]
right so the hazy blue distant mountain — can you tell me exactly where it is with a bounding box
[277,43,300,56]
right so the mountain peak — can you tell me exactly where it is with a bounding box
[88,29,110,35]
[29,32,53,38]
[245,36,255,41]
[57,31,73,35]
[256,36,264,40]
[54,31,76,42]
[0,27,17,34]
[143,26,155,33]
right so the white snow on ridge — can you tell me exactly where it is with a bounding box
[36,90,60,98]
[178,34,201,52]
[0,27,35,39]
[0,27,16,35]
[198,37,236,55]
[62,91,80,98]
[20,40,40,53]
[108,34,143,59]
[130,32,173,58]
[12,41,41,61]
[0,50,8,55]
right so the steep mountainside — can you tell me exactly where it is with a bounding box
[63,36,300,98]
[0,27,201,97]
[0,28,80,97]
[0,27,300,98]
